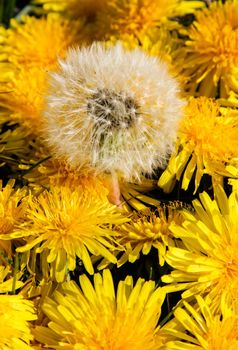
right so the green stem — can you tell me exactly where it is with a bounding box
[12,252,19,294]
[15,5,33,21]
[21,155,52,175]
[159,299,182,328]
[0,0,4,24]
[3,0,16,27]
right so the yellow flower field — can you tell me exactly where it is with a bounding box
[0,0,238,348]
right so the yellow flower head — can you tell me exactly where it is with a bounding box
[0,180,27,256]
[0,67,47,132]
[107,26,185,87]
[117,206,183,266]
[229,178,238,193]
[8,185,128,281]
[175,0,238,104]
[0,294,36,350]
[0,14,85,133]
[119,177,163,214]
[162,186,238,313]
[0,265,24,293]
[158,97,238,193]
[34,269,166,349]
[0,15,83,69]
[95,0,204,39]
[22,155,111,201]
[44,42,184,182]
[0,122,31,169]
[165,296,238,350]
[139,27,184,75]
[34,0,107,18]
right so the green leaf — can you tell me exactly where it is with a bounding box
[1,0,16,27]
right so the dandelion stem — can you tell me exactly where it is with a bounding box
[107,171,122,207]
[0,0,4,24]
[3,0,16,27]
[159,299,182,327]
[12,252,19,295]
[15,5,34,21]
[21,155,51,175]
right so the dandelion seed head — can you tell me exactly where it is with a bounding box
[44,43,184,181]
[87,88,139,132]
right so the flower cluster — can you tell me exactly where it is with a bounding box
[0,0,238,349]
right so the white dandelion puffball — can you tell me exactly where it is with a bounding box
[44,43,184,181]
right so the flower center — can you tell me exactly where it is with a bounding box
[87,88,140,131]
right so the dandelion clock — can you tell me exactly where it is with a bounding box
[43,43,184,204]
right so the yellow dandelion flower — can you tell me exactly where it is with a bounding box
[158,97,238,194]
[139,27,184,72]
[229,178,238,192]
[22,155,110,200]
[174,0,238,104]
[0,122,32,168]
[0,180,27,257]
[20,151,126,207]
[4,185,128,281]
[0,294,36,350]
[19,277,57,328]
[95,0,204,40]
[164,296,238,350]
[120,177,160,211]
[33,269,167,349]
[107,26,185,87]
[0,14,86,133]
[34,0,107,19]
[44,43,184,182]
[0,15,83,70]
[117,207,184,267]
[162,186,238,313]
[0,67,48,132]
[0,265,24,293]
